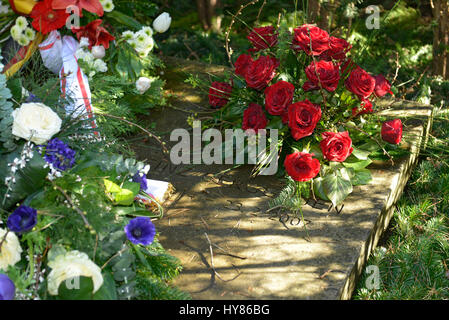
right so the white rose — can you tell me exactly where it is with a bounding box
[136,77,152,94]
[91,45,105,59]
[47,250,103,296]
[152,12,171,33]
[0,228,22,271]
[12,103,62,145]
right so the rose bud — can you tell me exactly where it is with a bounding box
[381,119,403,145]
[153,12,171,33]
[373,74,394,97]
[242,103,268,133]
[136,77,152,94]
[208,81,232,108]
[284,152,321,182]
[292,24,330,56]
[247,26,278,52]
[245,55,279,90]
[320,131,354,162]
[234,54,253,78]
[303,60,341,92]
[91,45,105,59]
[264,81,295,116]
[288,100,322,140]
[345,66,376,99]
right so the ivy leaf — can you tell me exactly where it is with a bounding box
[351,147,372,160]
[322,172,353,207]
[342,155,372,170]
[312,177,329,201]
[351,169,373,186]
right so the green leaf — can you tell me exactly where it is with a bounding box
[351,169,373,186]
[342,155,372,170]
[107,11,142,30]
[103,179,122,193]
[57,276,94,300]
[93,272,117,300]
[322,172,353,207]
[312,177,329,201]
[351,147,372,160]
[6,78,22,101]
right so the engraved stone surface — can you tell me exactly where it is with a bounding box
[131,57,433,300]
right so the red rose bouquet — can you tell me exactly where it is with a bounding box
[196,21,404,219]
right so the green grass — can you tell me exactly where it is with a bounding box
[354,112,449,300]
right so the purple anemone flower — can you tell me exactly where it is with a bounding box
[0,274,15,300]
[41,138,76,171]
[7,205,38,233]
[132,173,148,191]
[124,217,156,246]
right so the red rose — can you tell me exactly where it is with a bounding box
[288,100,322,140]
[242,103,268,133]
[320,131,354,162]
[284,152,321,182]
[72,19,115,50]
[235,54,253,78]
[245,55,279,90]
[373,74,393,97]
[264,81,295,116]
[303,60,341,92]
[381,119,403,145]
[292,24,330,56]
[345,66,375,99]
[320,36,352,61]
[30,0,69,35]
[247,26,278,52]
[208,81,232,108]
[352,99,373,116]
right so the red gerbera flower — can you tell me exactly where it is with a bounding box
[30,0,70,35]
[52,0,104,17]
[71,19,115,49]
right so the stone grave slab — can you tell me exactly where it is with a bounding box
[130,57,433,300]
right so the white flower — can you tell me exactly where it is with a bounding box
[12,102,62,145]
[0,4,10,14]
[93,59,107,73]
[15,16,28,31]
[79,37,90,48]
[101,0,114,12]
[82,51,94,64]
[0,228,22,271]
[10,25,22,41]
[141,26,153,37]
[75,48,87,60]
[24,27,36,41]
[136,77,152,94]
[153,12,171,33]
[91,45,105,59]
[17,35,30,47]
[47,250,103,295]
[121,31,135,40]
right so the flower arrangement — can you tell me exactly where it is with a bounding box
[0,4,187,300]
[197,21,405,226]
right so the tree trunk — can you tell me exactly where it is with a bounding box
[431,0,449,79]
[196,0,218,30]
[307,0,321,25]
